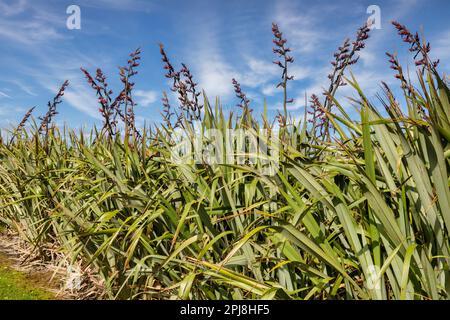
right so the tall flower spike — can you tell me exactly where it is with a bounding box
[180,63,203,120]
[391,21,439,69]
[39,80,69,135]
[232,78,251,111]
[159,44,200,123]
[385,52,411,93]
[10,106,35,144]
[119,47,142,138]
[159,43,181,93]
[307,94,329,138]
[320,21,372,141]
[381,81,405,119]
[276,111,286,129]
[272,22,294,124]
[81,67,117,136]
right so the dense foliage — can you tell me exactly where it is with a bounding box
[0,21,449,300]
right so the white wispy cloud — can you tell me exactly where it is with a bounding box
[262,85,277,97]
[12,49,105,120]
[0,103,27,126]
[0,90,11,98]
[0,19,63,45]
[0,0,64,45]
[79,0,155,12]
[135,89,158,107]
[271,1,338,55]
[63,82,102,120]
[0,0,27,16]
[193,48,239,99]
[4,79,37,96]
[241,57,279,86]
[178,8,279,101]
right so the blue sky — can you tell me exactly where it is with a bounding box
[0,0,449,129]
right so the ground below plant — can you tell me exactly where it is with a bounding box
[0,251,55,300]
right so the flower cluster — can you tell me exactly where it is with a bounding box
[81,48,142,139]
[327,22,371,96]
[159,43,181,92]
[159,44,202,123]
[381,81,404,117]
[276,112,286,128]
[385,52,409,91]
[328,39,352,86]
[119,48,141,136]
[232,78,251,112]
[10,106,35,144]
[308,93,334,139]
[353,23,371,52]
[39,80,69,135]
[161,91,174,127]
[159,43,184,126]
[81,67,118,136]
[95,69,115,120]
[311,22,371,141]
[272,23,294,109]
[180,63,202,116]
[307,94,328,134]
[392,21,439,68]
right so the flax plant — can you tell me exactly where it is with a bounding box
[0,21,449,300]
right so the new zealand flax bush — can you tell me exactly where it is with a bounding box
[0,21,449,300]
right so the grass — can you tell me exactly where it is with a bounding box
[0,21,449,300]
[0,255,54,300]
